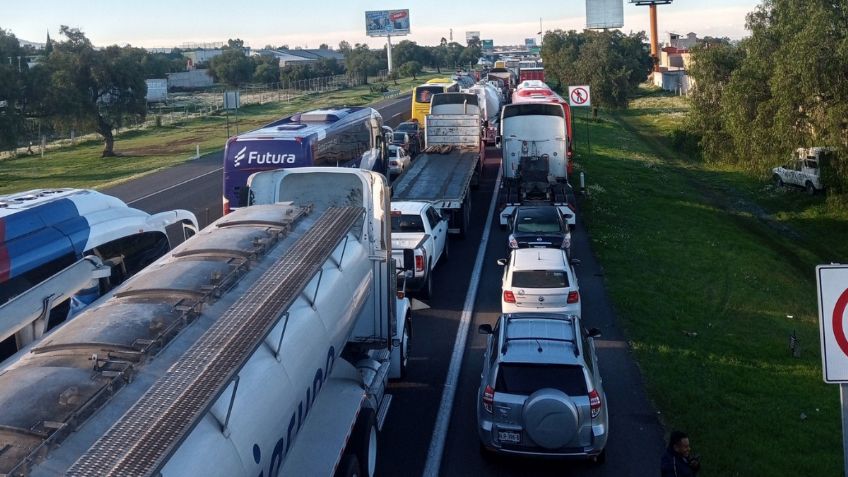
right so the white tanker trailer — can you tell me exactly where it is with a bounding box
[0,168,411,477]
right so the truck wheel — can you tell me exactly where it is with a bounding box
[420,264,433,299]
[805,181,816,195]
[336,454,361,477]
[352,409,378,477]
[773,174,784,187]
[399,318,411,378]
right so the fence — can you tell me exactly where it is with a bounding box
[1,72,394,160]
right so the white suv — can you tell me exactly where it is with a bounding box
[498,248,580,316]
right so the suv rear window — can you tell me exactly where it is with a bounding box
[512,270,568,288]
[391,214,425,233]
[495,363,587,396]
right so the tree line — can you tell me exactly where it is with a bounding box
[540,29,652,109]
[0,24,482,157]
[0,26,191,156]
[685,0,848,191]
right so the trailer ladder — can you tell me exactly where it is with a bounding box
[66,206,364,477]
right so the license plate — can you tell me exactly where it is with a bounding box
[498,430,521,444]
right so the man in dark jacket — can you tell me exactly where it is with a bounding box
[661,431,700,476]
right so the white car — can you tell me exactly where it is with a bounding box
[498,248,580,316]
[388,144,412,178]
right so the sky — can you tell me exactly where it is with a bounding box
[3,0,761,50]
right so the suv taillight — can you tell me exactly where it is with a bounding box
[415,255,425,272]
[567,290,580,304]
[482,385,494,413]
[589,389,601,418]
[503,290,516,303]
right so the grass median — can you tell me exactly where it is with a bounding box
[0,73,440,194]
[574,88,842,475]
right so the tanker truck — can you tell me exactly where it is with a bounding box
[463,83,502,145]
[0,168,411,477]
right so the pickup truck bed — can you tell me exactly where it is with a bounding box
[392,151,479,207]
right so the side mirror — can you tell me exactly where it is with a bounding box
[588,327,602,338]
[570,258,581,266]
[478,324,493,335]
[403,249,415,271]
[496,258,507,266]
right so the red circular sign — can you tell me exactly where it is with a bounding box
[832,288,848,356]
[570,87,589,105]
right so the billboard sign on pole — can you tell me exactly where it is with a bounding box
[465,31,481,43]
[586,0,625,29]
[365,10,411,37]
[482,39,494,51]
[524,38,537,47]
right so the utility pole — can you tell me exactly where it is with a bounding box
[386,35,393,73]
[449,29,453,42]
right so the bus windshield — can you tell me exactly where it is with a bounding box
[415,86,444,104]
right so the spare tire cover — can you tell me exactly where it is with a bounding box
[522,388,578,449]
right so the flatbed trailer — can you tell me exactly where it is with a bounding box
[392,149,480,237]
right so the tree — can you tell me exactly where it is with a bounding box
[541,29,650,108]
[226,38,245,49]
[399,61,422,79]
[209,48,255,86]
[338,41,352,54]
[38,26,147,157]
[319,43,329,50]
[0,29,25,150]
[343,44,381,84]
[253,61,280,84]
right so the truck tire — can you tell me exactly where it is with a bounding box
[806,181,816,195]
[336,454,361,477]
[352,409,378,477]
[399,318,411,379]
[420,263,433,299]
[773,174,784,187]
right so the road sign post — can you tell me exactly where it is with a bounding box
[568,85,592,157]
[816,264,848,476]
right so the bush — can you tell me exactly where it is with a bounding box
[670,127,701,160]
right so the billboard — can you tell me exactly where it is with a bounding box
[586,0,624,29]
[465,31,481,42]
[365,10,411,37]
[525,38,537,47]
[481,39,494,51]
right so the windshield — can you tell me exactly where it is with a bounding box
[512,270,568,288]
[415,86,444,103]
[515,209,561,233]
[391,214,425,233]
[397,122,418,132]
[392,132,407,143]
[496,363,587,395]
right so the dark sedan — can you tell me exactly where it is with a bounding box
[507,206,572,256]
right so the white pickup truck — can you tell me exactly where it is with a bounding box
[390,201,449,299]
[772,147,834,195]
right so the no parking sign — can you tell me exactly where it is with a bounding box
[818,265,848,382]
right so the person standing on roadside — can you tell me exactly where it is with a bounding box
[661,431,701,476]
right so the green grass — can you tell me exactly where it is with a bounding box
[574,88,842,475]
[0,73,439,194]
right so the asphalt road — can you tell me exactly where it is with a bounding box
[104,93,415,228]
[107,92,666,476]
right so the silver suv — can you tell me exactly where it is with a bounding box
[477,313,608,462]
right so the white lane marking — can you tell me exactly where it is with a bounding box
[422,166,502,477]
[126,167,223,205]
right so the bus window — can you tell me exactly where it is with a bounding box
[415,86,444,104]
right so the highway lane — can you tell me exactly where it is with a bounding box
[378,151,665,476]
[105,93,414,228]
